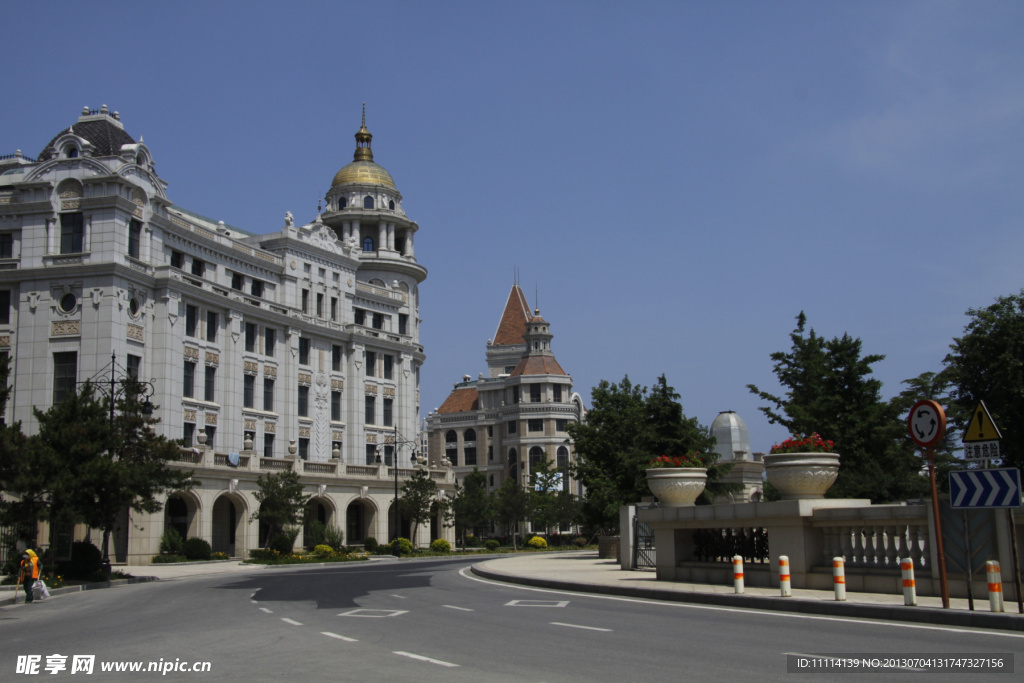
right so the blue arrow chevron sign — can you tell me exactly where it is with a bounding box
[949,468,1022,509]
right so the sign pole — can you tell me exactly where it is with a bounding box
[961,509,974,611]
[1009,510,1023,614]
[927,445,951,609]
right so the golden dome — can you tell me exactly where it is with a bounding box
[331,104,396,190]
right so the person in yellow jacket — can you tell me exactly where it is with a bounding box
[18,550,40,603]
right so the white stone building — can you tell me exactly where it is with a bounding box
[425,284,585,505]
[0,105,453,563]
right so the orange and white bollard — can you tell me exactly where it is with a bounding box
[900,557,917,606]
[733,555,745,594]
[778,555,791,597]
[832,556,846,601]
[986,561,1004,613]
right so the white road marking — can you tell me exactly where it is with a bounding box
[281,618,303,626]
[337,608,408,618]
[321,631,358,642]
[390,594,407,599]
[443,604,474,612]
[250,590,260,597]
[259,607,273,614]
[458,568,1024,640]
[505,599,569,607]
[551,621,613,632]
[393,651,459,668]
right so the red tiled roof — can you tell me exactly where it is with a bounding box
[493,285,531,346]
[509,355,566,377]
[437,387,479,413]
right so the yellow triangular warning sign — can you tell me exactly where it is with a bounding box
[963,401,1002,442]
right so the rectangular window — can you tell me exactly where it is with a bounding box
[298,385,309,416]
[185,304,198,337]
[507,420,517,435]
[231,272,243,291]
[0,290,10,325]
[0,233,14,258]
[398,314,408,335]
[465,447,477,466]
[52,351,77,404]
[530,384,541,403]
[365,351,376,377]
[298,437,310,460]
[204,366,216,402]
[553,385,562,402]
[204,426,216,449]
[206,311,218,343]
[383,354,393,380]
[245,323,257,352]
[264,433,274,458]
[488,445,494,461]
[331,390,341,421]
[60,213,84,254]
[332,344,342,371]
[265,328,275,357]
[301,289,309,314]
[364,395,375,425]
[316,293,324,318]
[243,374,255,408]
[372,313,383,330]
[512,386,520,404]
[366,444,377,465]
[528,419,544,433]
[191,258,205,277]
[251,280,264,298]
[556,419,568,432]
[299,338,310,365]
[128,219,142,259]
[126,354,141,380]
[383,398,393,427]
[263,378,274,412]
[354,309,365,326]
[170,250,183,269]
[183,422,196,447]
[183,361,195,399]
[331,297,338,321]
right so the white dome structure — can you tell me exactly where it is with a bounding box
[711,410,752,462]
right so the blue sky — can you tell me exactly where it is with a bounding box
[3,1,1022,453]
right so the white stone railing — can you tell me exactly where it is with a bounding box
[812,505,930,571]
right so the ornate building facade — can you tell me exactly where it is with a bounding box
[425,284,584,502]
[0,105,453,563]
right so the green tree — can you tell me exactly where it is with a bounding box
[891,370,960,491]
[450,468,492,547]
[493,474,531,550]
[529,459,564,536]
[943,290,1024,471]
[251,470,306,542]
[748,313,928,502]
[400,468,438,546]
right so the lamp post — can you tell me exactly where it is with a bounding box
[377,425,420,557]
[83,351,157,575]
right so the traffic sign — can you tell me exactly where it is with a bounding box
[963,401,1002,442]
[908,400,946,448]
[963,441,1000,462]
[949,468,1022,509]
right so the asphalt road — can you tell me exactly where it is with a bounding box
[1,557,1022,682]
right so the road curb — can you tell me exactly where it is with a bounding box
[0,576,160,606]
[470,564,1024,632]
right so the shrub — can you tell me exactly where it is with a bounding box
[484,539,500,551]
[391,537,413,555]
[211,551,231,561]
[160,528,184,555]
[64,541,102,579]
[323,524,345,550]
[151,554,186,563]
[182,537,212,561]
[313,544,334,559]
[269,533,294,555]
[363,537,379,552]
[527,536,548,550]
[573,536,587,548]
[430,539,451,553]
[465,534,480,547]
[305,521,327,549]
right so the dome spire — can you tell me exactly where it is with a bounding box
[354,102,373,162]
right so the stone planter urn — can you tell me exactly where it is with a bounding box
[646,467,707,507]
[763,452,840,500]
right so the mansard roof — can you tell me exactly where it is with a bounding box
[509,355,567,377]
[40,116,136,159]
[493,284,531,346]
[437,387,480,414]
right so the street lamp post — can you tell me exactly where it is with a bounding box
[377,424,420,557]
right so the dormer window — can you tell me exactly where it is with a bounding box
[64,145,78,158]
[363,196,374,209]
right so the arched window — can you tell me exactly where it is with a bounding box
[445,430,457,444]
[388,199,395,210]
[464,428,476,442]
[363,195,374,209]
[65,145,78,158]
[362,237,374,252]
[339,196,347,209]
[557,446,569,489]
[529,446,544,471]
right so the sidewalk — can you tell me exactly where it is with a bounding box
[470,552,1024,633]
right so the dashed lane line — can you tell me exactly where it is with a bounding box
[259,607,273,614]
[281,618,303,626]
[321,632,358,642]
[394,651,459,668]
[443,605,474,612]
[551,622,613,632]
